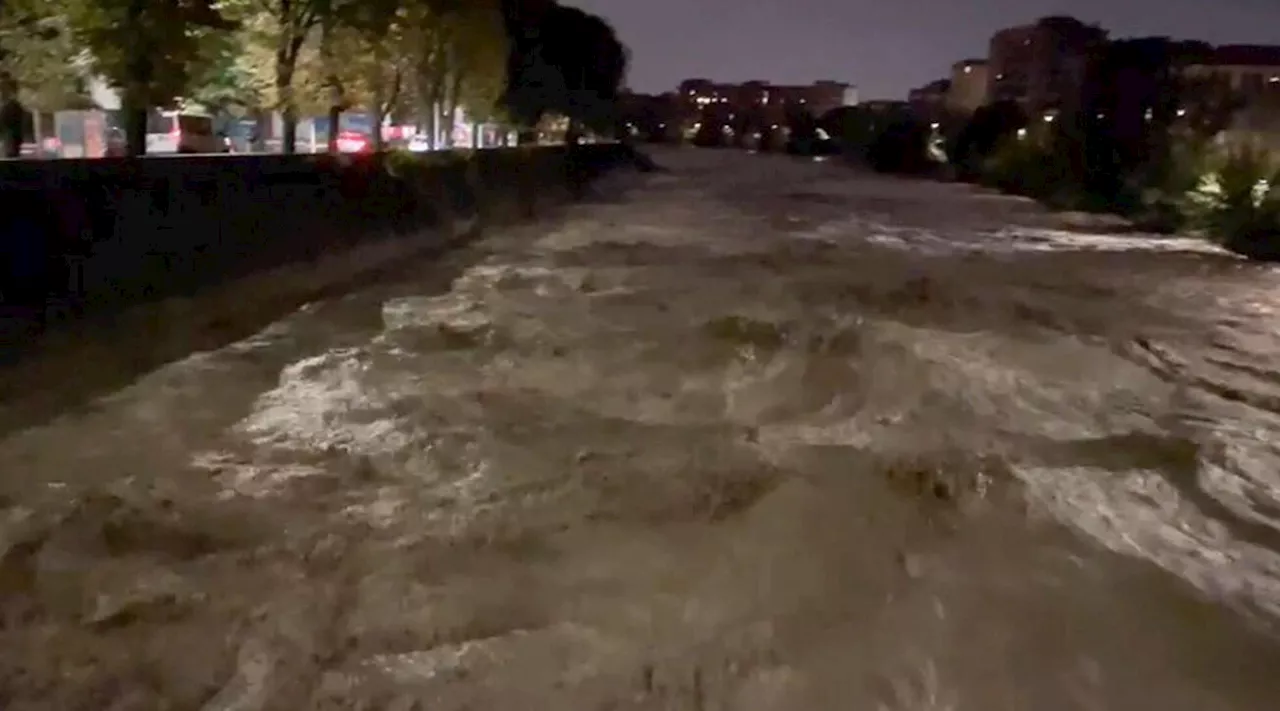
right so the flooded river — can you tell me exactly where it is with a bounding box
[3,149,1280,709]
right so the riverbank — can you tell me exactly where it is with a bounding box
[0,146,628,349]
[0,145,633,434]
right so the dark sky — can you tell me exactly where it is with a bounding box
[564,0,1280,100]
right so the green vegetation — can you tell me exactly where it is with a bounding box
[937,38,1280,260]
[0,0,622,157]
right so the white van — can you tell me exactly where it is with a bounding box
[145,111,227,154]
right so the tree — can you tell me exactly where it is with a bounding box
[499,0,627,142]
[445,0,508,130]
[0,0,89,156]
[188,24,262,117]
[328,0,406,151]
[68,0,235,155]
[950,100,1027,178]
[1067,37,1244,203]
[867,116,933,175]
[394,0,508,149]
[227,0,329,154]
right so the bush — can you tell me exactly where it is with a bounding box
[1127,137,1210,233]
[1181,147,1280,257]
[950,101,1027,179]
[866,117,932,174]
[979,134,1069,200]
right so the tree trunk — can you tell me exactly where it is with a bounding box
[122,85,148,157]
[276,45,298,155]
[372,95,385,153]
[251,108,268,152]
[322,15,342,154]
[123,1,152,156]
[0,70,23,158]
[327,105,341,153]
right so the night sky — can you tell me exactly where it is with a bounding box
[564,0,1280,100]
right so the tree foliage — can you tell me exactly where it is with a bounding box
[500,0,627,135]
[0,0,610,155]
[69,0,233,109]
[0,0,90,110]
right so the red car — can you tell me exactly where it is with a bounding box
[335,131,373,154]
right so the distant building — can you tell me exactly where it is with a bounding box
[987,16,1107,112]
[946,59,989,113]
[676,78,856,120]
[860,100,910,114]
[908,79,951,118]
[1185,45,1280,152]
[1184,45,1280,103]
[619,91,684,140]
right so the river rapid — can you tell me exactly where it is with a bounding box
[3,149,1280,710]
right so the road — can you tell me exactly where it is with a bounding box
[3,149,1280,710]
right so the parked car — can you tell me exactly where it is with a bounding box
[335,130,373,153]
[406,134,432,152]
[145,111,227,154]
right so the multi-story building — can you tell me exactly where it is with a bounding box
[1184,45,1280,152]
[907,79,951,120]
[987,16,1107,112]
[1184,45,1280,103]
[946,59,990,113]
[677,78,857,120]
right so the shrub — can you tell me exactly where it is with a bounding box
[950,101,1028,179]
[1181,147,1280,256]
[866,117,932,175]
[979,134,1069,200]
[1126,137,1210,232]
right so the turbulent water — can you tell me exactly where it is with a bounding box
[4,149,1280,710]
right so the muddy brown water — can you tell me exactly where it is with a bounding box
[3,150,1280,710]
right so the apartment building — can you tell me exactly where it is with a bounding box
[946,59,990,113]
[677,78,857,119]
[987,16,1107,112]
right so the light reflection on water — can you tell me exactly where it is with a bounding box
[3,151,1280,709]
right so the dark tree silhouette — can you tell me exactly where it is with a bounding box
[866,116,933,174]
[820,105,911,160]
[1072,37,1237,202]
[499,0,627,142]
[950,100,1027,178]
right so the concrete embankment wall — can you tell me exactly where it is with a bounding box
[0,145,626,345]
